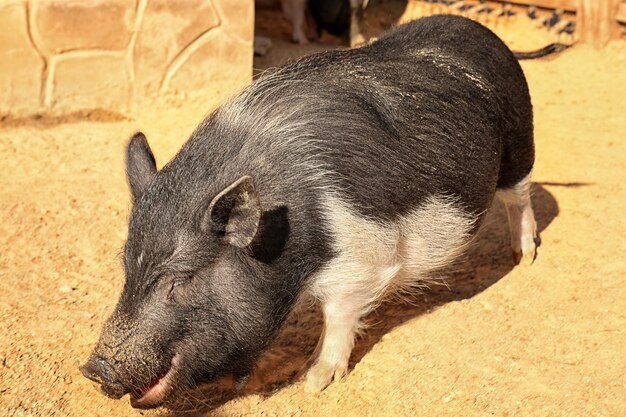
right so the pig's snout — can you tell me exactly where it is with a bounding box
[80,355,129,399]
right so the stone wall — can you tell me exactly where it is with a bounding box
[0,0,254,116]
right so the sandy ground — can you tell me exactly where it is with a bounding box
[1,2,625,416]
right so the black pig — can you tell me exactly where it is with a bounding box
[81,15,538,408]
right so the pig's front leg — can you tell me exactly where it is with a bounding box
[349,0,366,47]
[281,0,309,44]
[305,300,362,392]
[303,197,401,392]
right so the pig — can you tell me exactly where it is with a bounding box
[80,14,538,409]
[256,0,319,44]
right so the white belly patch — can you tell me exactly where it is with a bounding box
[309,194,476,309]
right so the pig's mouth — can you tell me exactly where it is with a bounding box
[129,354,181,409]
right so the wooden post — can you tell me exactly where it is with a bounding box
[577,0,621,48]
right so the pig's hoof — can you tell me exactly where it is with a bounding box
[512,247,536,266]
[521,249,536,266]
[293,33,309,45]
[512,249,522,264]
[304,360,348,393]
[350,34,366,48]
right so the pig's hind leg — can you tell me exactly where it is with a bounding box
[497,172,537,265]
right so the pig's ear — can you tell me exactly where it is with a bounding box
[125,132,157,200]
[204,176,261,248]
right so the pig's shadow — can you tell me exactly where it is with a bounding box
[162,183,573,416]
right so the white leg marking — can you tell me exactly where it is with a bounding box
[304,302,360,392]
[281,0,309,44]
[349,0,366,47]
[497,172,537,265]
[304,195,475,391]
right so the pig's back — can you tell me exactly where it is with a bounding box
[197,15,532,224]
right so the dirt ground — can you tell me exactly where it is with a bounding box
[1,2,625,416]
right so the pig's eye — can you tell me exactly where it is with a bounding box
[167,277,190,300]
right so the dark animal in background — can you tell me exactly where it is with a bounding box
[308,0,351,39]
[81,15,539,409]
[256,0,368,46]
[309,0,369,46]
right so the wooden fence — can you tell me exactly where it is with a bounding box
[495,0,624,47]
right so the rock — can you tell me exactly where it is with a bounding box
[254,36,273,56]
[59,283,77,293]
[167,27,252,94]
[34,0,135,54]
[51,54,129,112]
[133,0,220,93]
[0,2,44,114]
